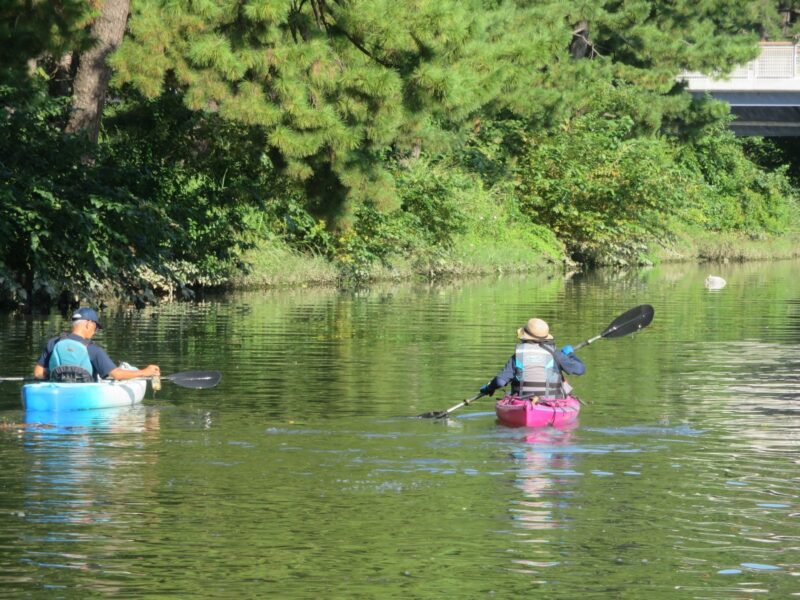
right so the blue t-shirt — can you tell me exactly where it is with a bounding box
[37,333,118,379]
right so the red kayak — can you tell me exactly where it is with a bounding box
[495,395,581,428]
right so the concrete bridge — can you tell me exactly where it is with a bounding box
[681,42,800,136]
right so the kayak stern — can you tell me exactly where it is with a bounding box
[495,395,580,428]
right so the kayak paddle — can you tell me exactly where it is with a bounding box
[572,304,654,351]
[158,371,221,389]
[418,392,485,419]
[0,370,222,389]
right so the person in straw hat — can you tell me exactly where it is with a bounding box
[478,317,585,400]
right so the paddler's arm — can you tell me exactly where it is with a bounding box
[33,364,47,380]
[109,364,160,380]
[555,346,585,376]
[480,355,515,395]
[33,341,51,380]
[91,346,158,381]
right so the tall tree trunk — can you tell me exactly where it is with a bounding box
[50,52,76,97]
[570,20,590,59]
[65,0,129,142]
[780,8,796,37]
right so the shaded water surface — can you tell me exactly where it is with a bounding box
[1,261,799,597]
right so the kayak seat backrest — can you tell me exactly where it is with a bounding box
[50,365,94,383]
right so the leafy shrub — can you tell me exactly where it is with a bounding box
[512,112,690,266]
[392,159,469,248]
[466,85,798,267]
[678,126,798,235]
[0,82,253,308]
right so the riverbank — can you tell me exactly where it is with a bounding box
[231,193,568,289]
[230,236,563,290]
[230,227,800,291]
[655,228,800,263]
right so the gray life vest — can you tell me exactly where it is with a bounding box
[48,334,94,383]
[513,341,565,398]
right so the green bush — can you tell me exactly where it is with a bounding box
[393,159,469,247]
[465,86,798,267]
[512,113,688,266]
[678,126,798,235]
[0,83,253,308]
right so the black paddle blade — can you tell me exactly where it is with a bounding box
[602,304,654,339]
[164,371,221,389]
[417,410,447,419]
[417,393,484,419]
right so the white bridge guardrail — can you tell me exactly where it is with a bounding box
[681,42,800,92]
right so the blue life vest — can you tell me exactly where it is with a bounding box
[48,335,94,382]
[513,341,565,398]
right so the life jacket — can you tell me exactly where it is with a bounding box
[512,341,565,398]
[48,334,94,383]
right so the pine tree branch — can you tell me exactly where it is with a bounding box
[571,20,603,60]
[309,0,323,28]
[572,32,603,59]
[333,25,395,69]
[312,0,396,69]
[289,1,302,43]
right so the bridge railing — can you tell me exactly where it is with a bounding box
[681,42,800,91]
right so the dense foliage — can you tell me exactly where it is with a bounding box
[0,82,251,307]
[112,0,767,219]
[463,85,798,266]
[1,0,799,309]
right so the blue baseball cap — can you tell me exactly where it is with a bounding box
[71,307,103,329]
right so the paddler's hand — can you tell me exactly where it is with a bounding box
[142,365,160,377]
[480,384,496,397]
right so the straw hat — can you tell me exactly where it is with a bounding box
[517,317,553,341]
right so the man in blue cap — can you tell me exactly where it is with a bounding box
[33,307,160,382]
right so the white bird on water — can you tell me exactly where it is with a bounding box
[704,275,726,290]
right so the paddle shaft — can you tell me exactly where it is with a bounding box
[434,393,484,419]
[573,334,602,351]
[154,371,221,389]
[418,393,484,418]
[1,370,221,389]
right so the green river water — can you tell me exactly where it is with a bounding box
[0,260,798,598]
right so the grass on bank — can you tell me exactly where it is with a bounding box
[232,223,800,291]
[655,226,800,263]
[232,225,564,289]
[445,188,564,275]
[230,238,339,289]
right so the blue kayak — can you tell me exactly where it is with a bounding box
[22,365,147,412]
[24,404,149,431]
